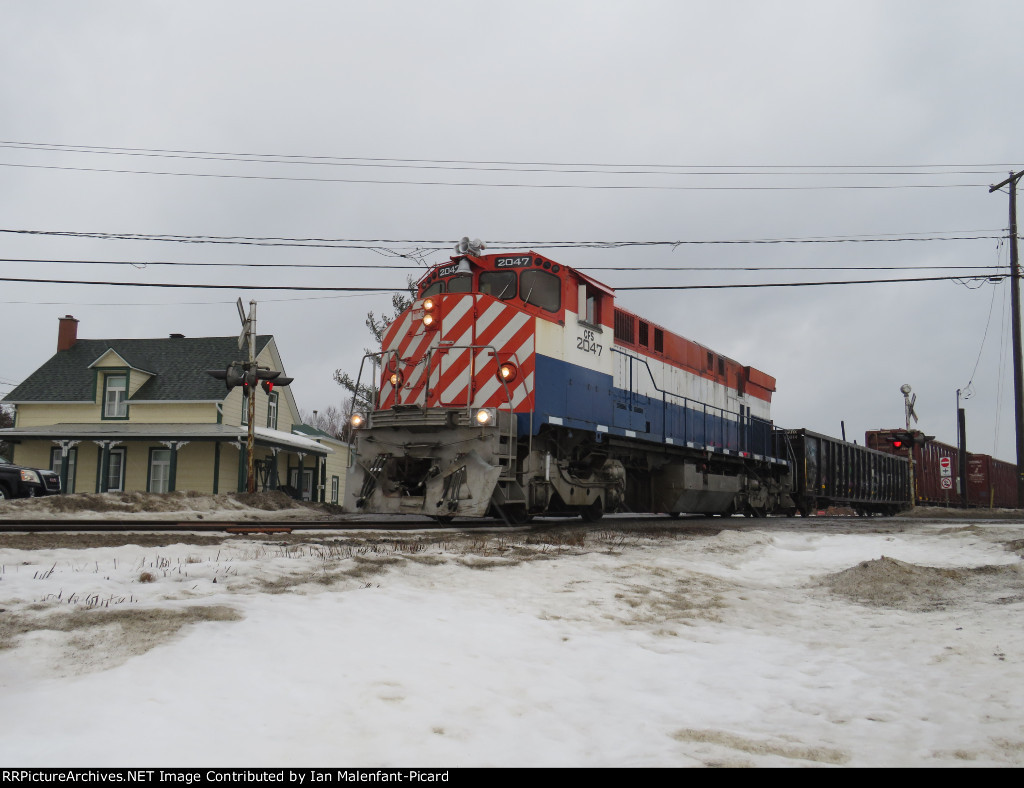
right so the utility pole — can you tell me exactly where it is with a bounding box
[989,172,1024,506]
[243,299,257,493]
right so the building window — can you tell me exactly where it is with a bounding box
[149,448,171,493]
[106,448,126,492]
[103,374,128,419]
[331,475,339,505]
[290,468,313,501]
[50,447,77,493]
[266,392,279,429]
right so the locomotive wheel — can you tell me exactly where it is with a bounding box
[431,515,455,525]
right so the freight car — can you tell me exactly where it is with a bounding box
[967,454,1018,509]
[786,429,910,516]
[346,245,911,521]
[866,430,961,507]
[865,430,1019,509]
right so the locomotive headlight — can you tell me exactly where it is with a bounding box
[350,413,366,429]
[474,408,495,426]
[422,298,439,329]
[498,362,518,383]
[389,371,403,387]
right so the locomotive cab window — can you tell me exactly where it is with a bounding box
[447,274,473,294]
[421,281,443,298]
[520,269,560,313]
[579,283,604,327]
[479,271,517,300]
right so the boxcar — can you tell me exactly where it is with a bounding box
[967,454,1019,509]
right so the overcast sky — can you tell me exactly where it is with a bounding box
[2,1,1022,461]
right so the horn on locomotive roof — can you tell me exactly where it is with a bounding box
[456,236,486,256]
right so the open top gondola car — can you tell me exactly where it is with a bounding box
[346,246,799,522]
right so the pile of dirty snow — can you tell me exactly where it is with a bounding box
[0,490,342,521]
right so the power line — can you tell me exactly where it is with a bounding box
[0,256,1004,273]
[0,161,992,190]
[615,275,1003,290]
[0,276,396,292]
[1,140,1018,174]
[0,227,1007,249]
[0,273,1002,292]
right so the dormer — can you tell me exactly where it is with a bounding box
[88,349,156,419]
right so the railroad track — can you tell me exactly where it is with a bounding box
[0,516,453,533]
[0,511,936,537]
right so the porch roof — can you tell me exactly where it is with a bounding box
[0,423,332,456]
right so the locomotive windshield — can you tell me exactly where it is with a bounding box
[479,270,517,300]
[418,260,561,313]
[446,273,472,293]
[520,269,560,313]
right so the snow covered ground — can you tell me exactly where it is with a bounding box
[0,514,1021,768]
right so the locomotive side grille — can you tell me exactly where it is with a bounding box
[614,309,634,343]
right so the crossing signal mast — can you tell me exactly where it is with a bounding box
[206,299,293,493]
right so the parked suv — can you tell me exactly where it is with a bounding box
[0,458,61,499]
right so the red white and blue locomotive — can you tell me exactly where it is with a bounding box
[346,240,910,521]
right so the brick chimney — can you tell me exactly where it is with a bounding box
[57,315,79,351]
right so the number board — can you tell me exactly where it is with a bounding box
[494,255,533,269]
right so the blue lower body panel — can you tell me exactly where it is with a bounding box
[526,353,779,459]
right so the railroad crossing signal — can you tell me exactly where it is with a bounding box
[206,298,296,494]
[206,364,292,397]
[889,430,933,450]
[206,362,246,391]
[237,298,252,351]
[258,370,294,394]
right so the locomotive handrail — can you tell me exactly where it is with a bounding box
[345,351,385,469]
[611,348,782,461]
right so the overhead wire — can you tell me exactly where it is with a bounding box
[0,140,1014,190]
[0,273,1003,292]
[0,226,1009,250]
[0,140,1018,175]
[0,255,1005,273]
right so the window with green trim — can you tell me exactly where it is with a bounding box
[267,392,279,429]
[103,374,128,419]
[149,448,171,493]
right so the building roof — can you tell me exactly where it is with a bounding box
[291,423,336,440]
[3,335,274,403]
